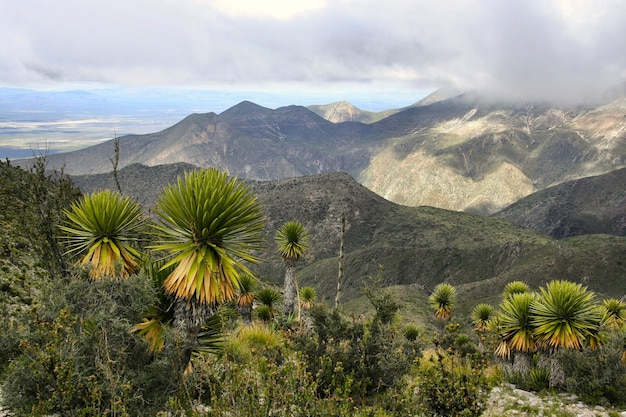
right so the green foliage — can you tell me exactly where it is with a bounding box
[558,330,626,406]
[403,323,422,342]
[503,280,530,298]
[1,274,184,416]
[412,351,490,417]
[151,168,266,305]
[495,292,537,357]
[471,302,494,332]
[275,220,309,260]
[531,280,602,350]
[299,286,317,309]
[293,291,423,403]
[170,350,359,417]
[59,189,146,279]
[429,283,457,320]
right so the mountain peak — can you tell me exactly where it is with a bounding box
[219,100,272,119]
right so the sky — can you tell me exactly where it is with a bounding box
[1,0,626,109]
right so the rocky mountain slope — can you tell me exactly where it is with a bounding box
[72,165,626,312]
[494,167,626,238]
[34,91,626,214]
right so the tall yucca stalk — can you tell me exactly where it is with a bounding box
[59,190,144,279]
[531,280,602,350]
[151,169,265,307]
[275,221,309,317]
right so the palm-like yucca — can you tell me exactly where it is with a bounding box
[495,292,536,358]
[503,281,530,299]
[237,274,257,323]
[133,261,176,353]
[59,190,144,279]
[275,221,309,316]
[531,280,602,351]
[151,169,265,308]
[472,303,495,333]
[602,298,626,329]
[429,283,457,321]
[299,286,317,310]
[256,287,281,318]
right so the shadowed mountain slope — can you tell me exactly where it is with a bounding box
[494,167,626,238]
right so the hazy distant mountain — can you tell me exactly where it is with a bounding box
[494,167,626,238]
[307,101,396,123]
[71,165,626,309]
[36,91,626,214]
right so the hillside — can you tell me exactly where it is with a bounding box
[494,167,626,238]
[28,91,626,214]
[72,164,626,314]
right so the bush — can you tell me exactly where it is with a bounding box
[558,330,626,406]
[413,350,489,417]
[1,273,185,416]
[292,293,424,405]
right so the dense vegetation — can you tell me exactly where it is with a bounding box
[1,158,625,416]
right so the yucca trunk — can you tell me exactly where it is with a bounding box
[537,351,565,388]
[283,259,297,317]
[239,304,253,323]
[173,298,214,369]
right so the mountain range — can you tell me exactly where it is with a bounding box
[71,163,626,314]
[36,90,626,214]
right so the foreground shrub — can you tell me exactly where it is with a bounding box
[170,348,358,416]
[558,330,626,406]
[412,350,490,417]
[292,293,424,404]
[1,273,184,416]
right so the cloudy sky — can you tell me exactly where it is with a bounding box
[1,0,625,108]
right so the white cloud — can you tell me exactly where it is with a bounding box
[212,0,328,20]
[0,0,624,102]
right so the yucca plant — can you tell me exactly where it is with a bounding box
[237,274,257,323]
[256,288,281,319]
[151,169,265,308]
[275,221,309,317]
[403,323,422,342]
[256,305,273,322]
[495,291,537,378]
[429,283,457,321]
[472,303,495,333]
[503,281,530,299]
[495,292,537,359]
[299,286,317,310]
[59,190,145,279]
[531,280,602,351]
[531,280,603,388]
[149,169,265,368]
[602,298,626,329]
[133,260,176,353]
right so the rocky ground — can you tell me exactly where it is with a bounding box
[2,384,626,416]
[482,384,626,417]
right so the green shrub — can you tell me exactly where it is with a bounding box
[1,273,184,416]
[558,330,626,406]
[292,294,424,404]
[413,351,489,417]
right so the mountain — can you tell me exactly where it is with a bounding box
[307,101,395,123]
[494,167,626,238]
[71,165,626,313]
[32,92,626,214]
